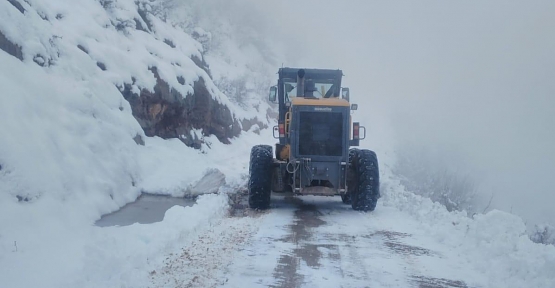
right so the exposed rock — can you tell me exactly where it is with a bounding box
[112,5,266,149]
[113,19,134,32]
[176,76,185,85]
[33,54,53,67]
[77,44,89,54]
[191,28,211,53]
[7,0,25,14]
[134,18,147,32]
[133,134,145,146]
[178,128,203,149]
[163,39,175,48]
[97,61,107,71]
[191,55,211,78]
[16,195,30,202]
[0,31,23,60]
[137,8,152,32]
[100,0,114,9]
[121,66,246,147]
[241,117,262,133]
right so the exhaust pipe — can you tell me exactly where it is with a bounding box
[296,69,305,97]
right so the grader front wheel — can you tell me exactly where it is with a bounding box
[248,145,273,209]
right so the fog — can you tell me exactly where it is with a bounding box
[197,1,555,225]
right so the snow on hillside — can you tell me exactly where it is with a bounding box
[0,0,275,213]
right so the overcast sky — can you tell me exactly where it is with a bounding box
[237,1,555,225]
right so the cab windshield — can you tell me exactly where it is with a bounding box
[284,81,336,102]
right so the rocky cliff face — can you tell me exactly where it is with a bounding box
[0,30,23,60]
[121,66,245,148]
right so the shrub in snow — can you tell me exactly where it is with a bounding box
[393,146,477,214]
[530,224,555,246]
[100,0,114,9]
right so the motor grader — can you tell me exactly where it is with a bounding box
[248,68,379,211]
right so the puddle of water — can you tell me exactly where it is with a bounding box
[95,194,196,227]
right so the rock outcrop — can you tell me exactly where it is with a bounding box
[120,66,245,148]
[0,31,23,60]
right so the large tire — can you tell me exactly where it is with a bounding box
[248,145,273,209]
[342,148,359,204]
[349,149,380,212]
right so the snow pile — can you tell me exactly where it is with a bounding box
[380,176,555,287]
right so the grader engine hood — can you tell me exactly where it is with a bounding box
[290,98,350,159]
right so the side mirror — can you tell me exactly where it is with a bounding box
[341,87,350,101]
[269,86,277,102]
[350,103,358,111]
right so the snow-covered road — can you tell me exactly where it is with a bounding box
[151,194,487,288]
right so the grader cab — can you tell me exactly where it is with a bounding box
[248,68,380,211]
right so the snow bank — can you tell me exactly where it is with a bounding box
[1,193,228,288]
[357,107,555,286]
[136,127,275,197]
[381,177,555,287]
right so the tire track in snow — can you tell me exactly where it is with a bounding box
[271,196,329,288]
[151,194,477,288]
[268,195,472,288]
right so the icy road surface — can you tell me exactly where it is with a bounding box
[151,194,486,288]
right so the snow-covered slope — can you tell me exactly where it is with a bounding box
[0,0,275,214]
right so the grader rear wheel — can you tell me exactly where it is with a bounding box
[349,149,380,212]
